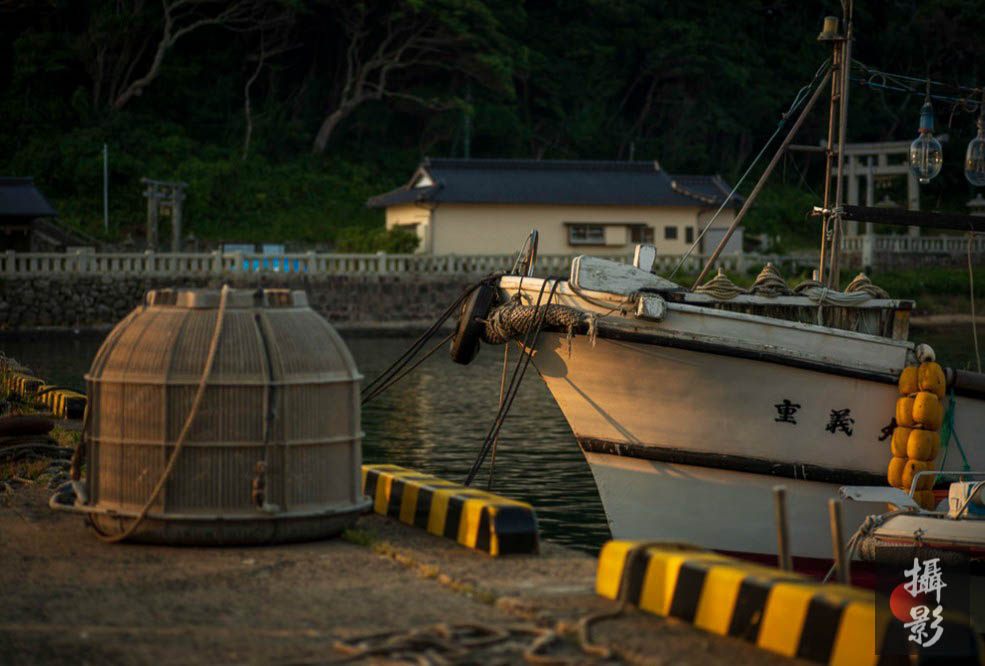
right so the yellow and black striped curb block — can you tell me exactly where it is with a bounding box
[2,373,88,420]
[3,372,43,395]
[361,464,539,556]
[38,387,87,420]
[596,541,984,666]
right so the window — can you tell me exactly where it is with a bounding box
[568,224,605,245]
[630,225,654,243]
[664,226,678,240]
[685,227,694,244]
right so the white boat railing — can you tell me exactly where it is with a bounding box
[2,250,773,278]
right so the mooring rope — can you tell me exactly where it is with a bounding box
[361,274,503,405]
[464,278,562,487]
[487,343,510,491]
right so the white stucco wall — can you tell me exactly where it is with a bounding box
[385,203,432,252]
[385,203,733,255]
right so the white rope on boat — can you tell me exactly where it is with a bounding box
[822,506,916,583]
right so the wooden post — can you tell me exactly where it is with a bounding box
[774,486,792,571]
[828,498,850,584]
[145,182,159,251]
[846,155,859,236]
[171,188,186,253]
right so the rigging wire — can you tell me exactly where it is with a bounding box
[969,232,982,373]
[667,59,831,281]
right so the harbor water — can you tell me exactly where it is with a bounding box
[0,331,611,552]
[1,323,977,553]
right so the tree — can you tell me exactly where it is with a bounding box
[242,6,296,159]
[84,0,288,112]
[309,0,514,154]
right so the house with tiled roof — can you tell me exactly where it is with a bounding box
[366,158,743,256]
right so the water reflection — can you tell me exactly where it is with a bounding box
[16,322,971,554]
[350,336,611,553]
[0,330,612,553]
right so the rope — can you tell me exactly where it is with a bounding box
[749,262,794,297]
[481,301,586,345]
[694,268,746,300]
[938,388,972,475]
[360,332,454,405]
[361,274,502,404]
[844,272,890,299]
[487,343,509,491]
[667,58,831,280]
[464,279,562,487]
[821,507,914,583]
[323,621,590,665]
[92,284,231,543]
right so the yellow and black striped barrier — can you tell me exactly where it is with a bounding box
[2,371,87,420]
[361,464,539,556]
[38,386,87,420]
[597,541,984,666]
[3,372,43,395]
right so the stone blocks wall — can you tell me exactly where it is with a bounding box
[0,274,472,329]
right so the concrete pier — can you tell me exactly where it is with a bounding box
[0,487,807,665]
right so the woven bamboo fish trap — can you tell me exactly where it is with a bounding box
[62,287,370,545]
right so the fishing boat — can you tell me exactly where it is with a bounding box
[447,8,985,569]
[472,254,985,565]
[840,474,985,566]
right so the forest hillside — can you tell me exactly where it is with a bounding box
[2,1,983,251]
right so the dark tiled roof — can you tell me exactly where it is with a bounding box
[0,177,57,217]
[366,158,742,209]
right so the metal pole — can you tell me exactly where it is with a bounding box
[818,41,841,282]
[827,8,853,289]
[828,498,850,584]
[773,486,792,571]
[691,68,833,289]
[103,144,109,235]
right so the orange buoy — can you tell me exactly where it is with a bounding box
[895,396,915,427]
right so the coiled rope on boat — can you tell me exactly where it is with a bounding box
[481,300,588,345]
[694,268,746,300]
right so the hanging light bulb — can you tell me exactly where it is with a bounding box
[909,93,943,185]
[966,114,985,187]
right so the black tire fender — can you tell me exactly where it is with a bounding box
[450,284,497,365]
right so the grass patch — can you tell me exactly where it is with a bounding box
[50,427,81,448]
[342,527,378,547]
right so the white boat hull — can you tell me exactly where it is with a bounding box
[498,276,985,561]
[583,450,873,560]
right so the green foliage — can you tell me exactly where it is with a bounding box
[1,1,983,245]
[335,226,420,253]
[740,184,822,253]
[873,266,985,300]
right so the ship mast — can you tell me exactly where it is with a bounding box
[818,2,853,289]
[691,9,845,290]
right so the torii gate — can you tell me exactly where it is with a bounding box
[142,177,187,252]
[832,140,920,237]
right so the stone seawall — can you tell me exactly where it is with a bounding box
[0,274,472,329]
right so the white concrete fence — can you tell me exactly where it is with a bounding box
[2,250,787,278]
[840,234,985,269]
